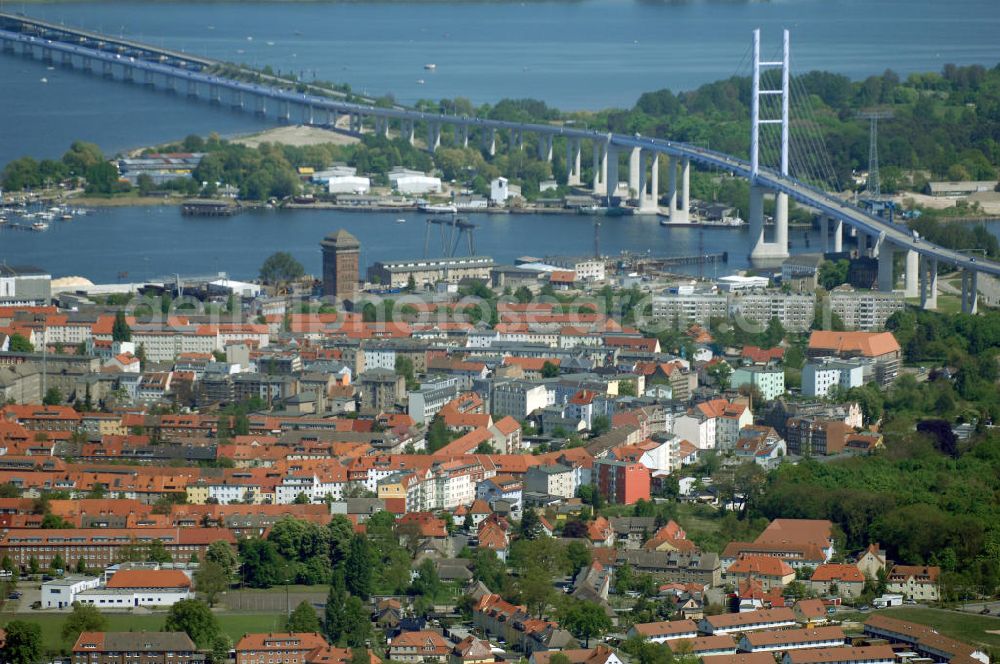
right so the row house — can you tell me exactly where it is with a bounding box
[72,631,203,664]
[626,619,699,643]
[863,615,989,664]
[738,626,845,654]
[0,527,234,570]
[783,646,897,664]
[698,607,797,635]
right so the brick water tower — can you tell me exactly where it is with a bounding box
[320,229,360,301]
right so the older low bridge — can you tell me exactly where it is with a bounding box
[1,14,993,312]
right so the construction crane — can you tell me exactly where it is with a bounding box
[423,216,477,258]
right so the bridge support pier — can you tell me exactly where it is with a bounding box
[961,270,979,314]
[629,147,642,199]
[514,129,524,151]
[60,51,73,68]
[920,257,938,310]
[102,61,113,78]
[606,146,619,202]
[592,140,608,196]
[427,123,441,152]
[775,192,788,253]
[667,156,677,215]
[143,69,154,87]
[637,151,659,214]
[877,244,896,292]
[256,95,267,116]
[460,125,469,148]
[537,134,552,162]
[232,91,244,110]
[485,129,496,157]
[904,250,919,298]
[833,218,843,253]
[81,56,92,72]
[187,80,197,98]
[567,139,581,186]
[404,120,415,146]
[122,66,134,82]
[666,157,690,223]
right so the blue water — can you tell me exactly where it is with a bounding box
[0,207,824,282]
[2,0,1000,163]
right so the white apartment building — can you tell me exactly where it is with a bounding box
[828,289,905,331]
[524,464,578,498]
[728,292,816,332]
[492,381,553,418]
[652,293,728,326]
[802,358,865,397]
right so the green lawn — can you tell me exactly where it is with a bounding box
[1,611,290,653]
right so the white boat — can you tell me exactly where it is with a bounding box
[0,217,7,226]
[61,213,73,221]
[424,63,436,70]
[416,79,425,85]
[39,77,48,84]
[396,218,407,224]
[32,221,49,231]
[419,203,457,214]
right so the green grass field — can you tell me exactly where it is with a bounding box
[0,611,290,653]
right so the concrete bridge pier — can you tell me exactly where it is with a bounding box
[256,95,267,116]
[143,69,154,87]
[637,150,660,214]
[232,90,244,110]
[833,218,843,253]
[404,120,415,146]
[606,146,619,201]
[208,84,222,105]
[877,244,896,292]
[485,128,496,156]
[82,56,92,72]
[566,140,582,185]
[122,66,134,82]
[628,147,642,199]
[667,156,678,214]
[186,80,198,98]
[961,270,979,314]
[537,134,552,162]
[304,105,315,125]
[666,157,690,223]
[920,257,938,310]
[280,101,291,123]
[427,123,441,152]
[460,125,469,148]
[775,192,789,252]
[102,61,113,78]
[513,129,524,151]
[60,51,73,68]
[904,250,919,298]
[41,46,53,64]
[592,140,608,196]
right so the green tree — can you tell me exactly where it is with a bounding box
[147,539,173,563]
[541,361,560,378]
[238,538,283,588]
[0,484,21,499]
[325,580,347,644]
[514,286,533,303]
[590,415,611,436]
[61,602,108,646]
[1,620,42,664]
[209,635,232,664]
[51,552,66,571]
[164,599,221,649]
[259,252,305,290]
[519,509,542,540]
[340,595,372,647]
[43,387,63,406]
[112,310,132,343]
[205,540,239,582]
[8,333,33,353]
[194,560,230,607]
[561,599,612,647]
[286,600,322,633]
[565,540,592,577]
[345,535,373,599]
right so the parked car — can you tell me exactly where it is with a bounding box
[30,600,41,610]
[7,591,21,600]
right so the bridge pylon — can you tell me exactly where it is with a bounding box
[748,28,790,261]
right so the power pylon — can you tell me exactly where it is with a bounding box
[858,109,894,199]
